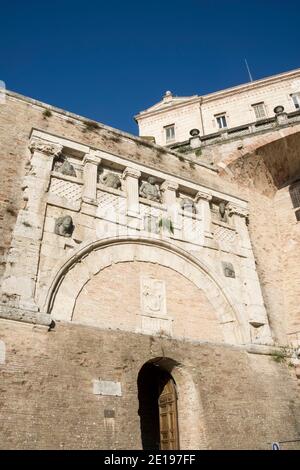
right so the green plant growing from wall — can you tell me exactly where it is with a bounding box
[83,120,99,132]
[271,350,286,363]
[158,216,174,235]
[42,109,52,118]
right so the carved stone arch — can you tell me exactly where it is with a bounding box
[218,126,300,197]
[42,236,248,344]
[218,124,300,171]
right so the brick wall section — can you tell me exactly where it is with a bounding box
[73,261,224,343]
[0,320,299,450]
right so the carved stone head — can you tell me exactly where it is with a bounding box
[54,215,74,237]
[148,176,156,185]
[100,172,121,189]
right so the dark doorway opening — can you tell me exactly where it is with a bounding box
[138,361,179,450]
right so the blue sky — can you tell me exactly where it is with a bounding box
[1,0,299,134]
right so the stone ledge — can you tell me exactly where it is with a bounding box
[246,343,280,356]
[0,305,53,327]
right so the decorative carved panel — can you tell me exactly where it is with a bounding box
[140,277,167,318]
[97,191,126,218]
[214,225,237,251]
[49,177,82,202]
[181,217,202,243]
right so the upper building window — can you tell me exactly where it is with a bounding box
[252,102,267,119]
[165,124,175,143]
[291,93,300,110]
[215,114,227,129]
[289,180,300,221]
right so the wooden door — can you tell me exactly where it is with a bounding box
[158,377,179,450]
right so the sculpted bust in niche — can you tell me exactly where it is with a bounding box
[99,171,122,189]
[139,176,161,202]
[53,156,77,177]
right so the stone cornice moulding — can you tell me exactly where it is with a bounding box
[160,180,179,192]
[30,129,90,155]
[0,304,53,327]
[83,153,101,165]
[29,129,248,207]
[29,139,63,157]
[227,203,249,218]
[123,167,141,179]
[195,191,213,202]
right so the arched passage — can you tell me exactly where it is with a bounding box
[137,357,208,450]
[138,360,179,450]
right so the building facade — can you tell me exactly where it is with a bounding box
[135,68,300,146]
[0,76,300,449]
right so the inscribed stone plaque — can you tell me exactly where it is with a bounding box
[93,380,122,396]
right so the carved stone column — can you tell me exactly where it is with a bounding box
[227,203,251,249]
[227,203,273,344]
[1,139,63,312]
[123,167,141,217]
[82,153,101,205]
[160,180,178,215]
[195,191,213,239]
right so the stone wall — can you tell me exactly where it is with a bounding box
[0,320,299,450]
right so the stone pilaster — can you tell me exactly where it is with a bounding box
[227,203,251,249]
[195,191,213,239]
[160,180,178,217]
[82,153,101,205]
[1,139,63,312]
[123,167,141,217]
[227,203,273,344]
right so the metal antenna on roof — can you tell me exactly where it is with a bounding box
[245,58,253,82]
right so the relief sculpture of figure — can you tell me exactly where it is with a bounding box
[99,171,122,189]
[144,286,162,312]
[139,176,160,202]
[54,156,76,177]
[180,197,197,214]
[54,215,74,237]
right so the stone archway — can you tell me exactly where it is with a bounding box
[218,124,300,173]
[137,357,207,450]
[41,236,248,345]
